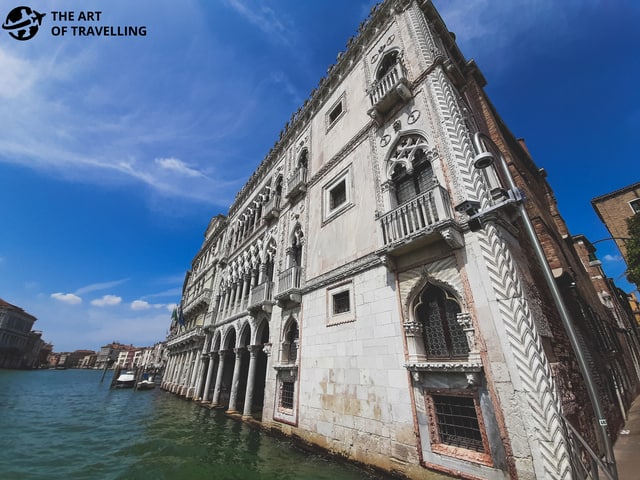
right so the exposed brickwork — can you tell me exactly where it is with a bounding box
[592,182,640,259]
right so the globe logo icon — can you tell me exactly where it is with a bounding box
[2,6,46,41]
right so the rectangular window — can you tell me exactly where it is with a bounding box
[329,180,347,210]
[425,389,493,464]
[322,165,353,223]
[326,281,355,326]
[326,93,346,131]
[280,381,295,409]
[630,198,640,214]
[432,394,484,452]
[332,290,350,314]
[328,102,343,124]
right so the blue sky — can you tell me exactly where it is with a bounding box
[1,0,638,352]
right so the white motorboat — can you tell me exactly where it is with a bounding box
[114,370,135,388]
[137,376,155,390]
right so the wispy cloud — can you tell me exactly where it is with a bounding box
[91,295,122,307]
[225,0,292,46]
[75,279,129,295]
[603,254,623,263]
[131,300,168,311]
[51,292,82,305]
[155,157,206,178]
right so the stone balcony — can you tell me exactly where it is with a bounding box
[286,167,307,200]
[182,288,212,316]
[377,185,463,257]
[367,61,411,125]
[261,194,281,222]
[166,326,204,348]
[248,281,274,314]
[275,266,302,306]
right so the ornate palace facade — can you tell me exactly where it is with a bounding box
[161,1,640,478]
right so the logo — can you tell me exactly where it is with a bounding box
[2,6,46,41]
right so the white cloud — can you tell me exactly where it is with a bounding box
[155,157,205,177]
[51,292,82,305]
[131,300,150,310]
[91,295,122,307]
[603,254,623,263]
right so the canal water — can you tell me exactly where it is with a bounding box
[0,369,389,480]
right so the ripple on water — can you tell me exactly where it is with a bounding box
[0,369,401,480]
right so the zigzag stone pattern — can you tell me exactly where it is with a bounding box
[428,63,571,478]
[479,223,571,479]
[430,69,482,207]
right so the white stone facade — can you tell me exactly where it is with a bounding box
[158,1,635,479]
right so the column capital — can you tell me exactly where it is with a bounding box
[248,344,262,356]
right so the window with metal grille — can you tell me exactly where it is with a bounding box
[333,290,350,314]
[415,285,469,359]
[432,394,484,452]
[329,180,347,210]
[280,381,295,409]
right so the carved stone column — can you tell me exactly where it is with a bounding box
[242,345,261,417]
[192,354,206,400]
[456,312,481,364]
[201,352,218,403]
[211,350,228,407]
[404,321,426,363]
[226,347,245,413]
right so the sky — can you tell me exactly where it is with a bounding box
[0,0,638,352]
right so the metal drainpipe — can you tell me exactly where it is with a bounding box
[471,132,618,479]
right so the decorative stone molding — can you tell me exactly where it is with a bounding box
[403,321,422,336]
[405,362,482,375]
[439,226,464,249]
[274,364,298,379]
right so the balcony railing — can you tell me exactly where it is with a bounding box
[367,62,411,119]
[182,288,212,316]
[276,266,302,305]
[248,281,274,313]
[262,194,281,221]
[378,186,456,250]
[166,327,204,348]
[286,167,307,199]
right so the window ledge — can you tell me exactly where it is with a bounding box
[405,362,482,373]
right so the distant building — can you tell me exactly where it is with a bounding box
[95,342,134,370]
[78,353,97,369]
[592,181,640,261]
[0,298,49,369]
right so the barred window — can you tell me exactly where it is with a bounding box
[415,285,468,359]
[280,381,295,410]
[332,291,350,314]
[432,394,484,452]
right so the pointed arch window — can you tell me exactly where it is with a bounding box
[282,320,299,364]
[414,285,469,360]
[376,50,399,80]
[291,224,304,268]
[388,135,435,206]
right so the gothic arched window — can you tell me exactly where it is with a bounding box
[414,285,468,360]
[376,50,399,80]
[388,135,434,206]
[282,319,299,364]
[291,224,304,267]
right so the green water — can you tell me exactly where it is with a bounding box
[0,369,388,479]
